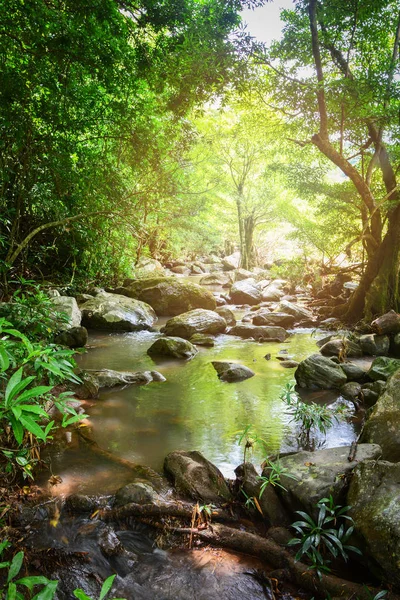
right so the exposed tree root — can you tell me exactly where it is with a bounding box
[170,523,399,600]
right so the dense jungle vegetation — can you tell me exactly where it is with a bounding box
[0,0,399,321]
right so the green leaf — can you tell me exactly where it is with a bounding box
[5,368,23,405]
[17,576,51,591]
[99,574,116,600]
[7,551,24,582]
[9,416,24,445]
[73,590,92,600]
[16,386,53,403]
[18,405,48,416]
[7,581,17,600]
[32,580,58,600]
[6,376,36,407]
[0,345,10,372]
[18,415,47,441]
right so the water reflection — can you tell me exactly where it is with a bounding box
[41,329,358,495]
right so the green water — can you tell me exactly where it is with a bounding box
[39,327,357,496]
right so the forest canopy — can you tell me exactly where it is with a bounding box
[0,0,399,320]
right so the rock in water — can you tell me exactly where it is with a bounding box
[147,337,198,359]
[228,324,288,342]
[80,291,156,331]
[161,309,226,339]
[113,277,216,316]
[230,280,262,305]
[211,361,255,382]
[295,353,347,389]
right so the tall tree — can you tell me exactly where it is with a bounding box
[255,0,400,320]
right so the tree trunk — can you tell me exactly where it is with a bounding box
[241,215,256,270]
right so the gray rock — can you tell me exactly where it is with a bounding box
[81,292,156,331]
[371,310,400,335]
[359,334,390,356]
[164,450,231,503]
[228,324,288,342]
[147,337,198,359]
[131,257,166,279]
[253,312,295,328]
[190,334,215,347]
[361,369,400,460]
[215,307,236,326]
[116,278,216,316]
[361,389,379,408]
[234,268,253,281]
[222,252,240,271]
[340,381,362,400]
[367,356,400,381]
[391,332,400,357]
[320,337,363,358]
[230,280,262,305]
[340,362,367,382]
[70,371,99,399]
[274,444,381,516]
[200,273,231,286]
[55,326,88,348]
[274,300,312,321]
[234,463,290,526]
[348,460,400,586]
[161,309,226,339]
[114,482,162,507]
[260,285,284,302]
[91,369,165,387]
[75,293,94,305]
[295,353,347,389]
[279,360,299,368]
[211,361,255,382]
[52,296,82,329]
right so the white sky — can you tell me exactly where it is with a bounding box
[240,0,295,45]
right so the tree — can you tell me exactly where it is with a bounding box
[255,0,400,320]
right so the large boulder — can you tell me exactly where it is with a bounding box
[319,338,363,358]
[253,312,295,328]
[348,460,400,586]
[371,310,400,335]
[91,369,166,387]
[230,280,262,305]
[234,268,253,281]
[359,334,390,356]
[80,292,156,331]
[295,353,347,389]
[54,326,88,348]
[274,445,381,516]
[260,285,285,302]
[367,356,400,381]
[115,278,216,316]
[161,309,226,339]
[131,257,166,279]
[211,361,255,382]
[340,361,367,382]
[360,368,400,460]
[164,450,231,503]
[200,273,232,286]
[222,252,240,271]
[147,337,198,359]
[274,300,312,321]
[215,306,236,326]
[52,296,82,329]
[228,324,288,342]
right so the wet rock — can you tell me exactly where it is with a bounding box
[228,324,288,342]
[367,356,400,381]
[361,369,400,460]
[98,527,123,556]
[52,295,82,329]
[114,482,162,507]
[76,293,95,305]
[359,334,390,356]
[230,280,262,305]
[200,273,231,286]
[279,360,299,368]
[234,462,290,526]
[171,265,190,275]
[391,332,400,357]
[116,278,216,316]
[340,362,367,383]
[132,257,166,279]
[215,306,236,326]
[71,371,99,399]
[274,444,381,516]
[361,389,379,408]
[91,369,165,387]
[211,361,255,382]
[260,285,285,302]
[319,338,362,358]
[64,494,100,513]
[190,334,215,347]
[274,300,312,321]
[371,310,400,335]
[340,381,362,401]
[252,312,295,328]
[81,292,156,331]
[348,460,400,586]
[147,337,198,359]
[164,450,231,504]
[161,309,226,339]
[295,353,347,389]
[55,326,88,348]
